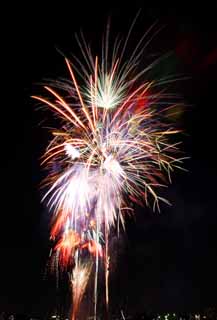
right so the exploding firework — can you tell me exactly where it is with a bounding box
[33,19,185,319]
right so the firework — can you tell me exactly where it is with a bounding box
[33,20,184,319]
[71,261,93,320]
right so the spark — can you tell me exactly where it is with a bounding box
[64,143,80,160]
[71,261,93,320]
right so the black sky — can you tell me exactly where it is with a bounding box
[1,1,217,316]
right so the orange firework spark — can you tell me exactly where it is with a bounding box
[54,229,81,270]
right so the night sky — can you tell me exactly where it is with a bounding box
[1,1,217,317]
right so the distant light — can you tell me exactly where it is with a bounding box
[52,316,56,319]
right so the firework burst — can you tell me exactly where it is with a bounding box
[33,20,185,319]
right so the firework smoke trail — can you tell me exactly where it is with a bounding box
[33,20,185,319]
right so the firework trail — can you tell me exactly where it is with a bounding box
[71,260,93,320]
[33,18,185,319]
